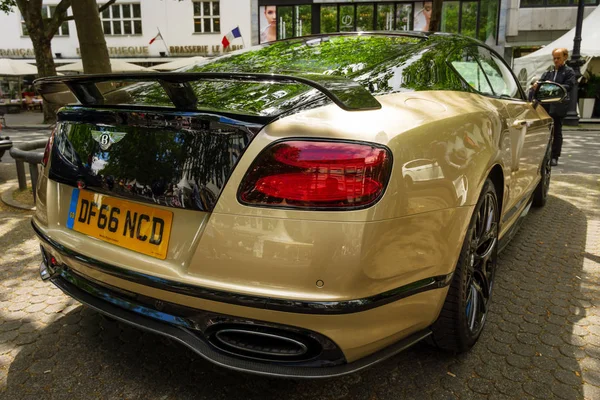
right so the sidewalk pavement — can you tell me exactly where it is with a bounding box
[0,127,599,399]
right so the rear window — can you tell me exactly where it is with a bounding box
[50,35,475,116]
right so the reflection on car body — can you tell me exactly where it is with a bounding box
[402,158,445,183]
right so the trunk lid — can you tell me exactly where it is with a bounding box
[43,107,260,262]
[50,107,260,213]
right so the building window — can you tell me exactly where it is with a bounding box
[22,5,70,36]
[460,2,478,38]
[102,3,142,35]
[193,1,220,33]
[441,1,460,33]
[320,6,338,33]
[257,2,501,44]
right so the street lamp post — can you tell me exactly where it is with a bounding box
[564,0,586,126]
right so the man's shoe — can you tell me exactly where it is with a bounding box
[550,158,558,166]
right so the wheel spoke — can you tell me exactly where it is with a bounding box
[467,285,478,331]
[479,196,489,238]
[485,197,494,232]
[478,222,497,247]
[473,281,487,313]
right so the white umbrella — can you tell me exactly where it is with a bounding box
[57,59,151,73]
[0,58,38,75]
[149,56,207,71]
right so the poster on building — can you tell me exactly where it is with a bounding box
[413,2,432,32]
[260,6,277,43]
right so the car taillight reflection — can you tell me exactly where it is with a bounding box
[41,128,56,167]
[238,140,392,210]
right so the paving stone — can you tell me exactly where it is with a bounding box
[13,332,39,346]
[0,330,19,344]
[510,343,537,357]
[583,383,600,400]
[579,356,600,373]
[550,382,583,400]
[582,370,600,387]
[523,381,554,399]
[540,332,563,346]
[554,369,583,386]
[505,354,531,369]
[562,333,588,347]
[0,320,22,333]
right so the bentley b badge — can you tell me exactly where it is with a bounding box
[91,130,127,150]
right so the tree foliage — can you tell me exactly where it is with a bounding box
[105,35,472,117]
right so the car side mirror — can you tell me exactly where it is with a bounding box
[534,82,567,104]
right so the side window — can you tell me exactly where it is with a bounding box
[450,48,494,96]
[475,47,521,99]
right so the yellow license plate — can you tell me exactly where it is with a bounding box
[66,189,173,260]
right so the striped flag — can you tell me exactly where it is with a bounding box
[222,27,242,48]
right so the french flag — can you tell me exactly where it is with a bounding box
[222,27,242,48]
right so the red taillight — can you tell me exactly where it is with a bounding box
[238,140,392,209]
[41,128,56,167]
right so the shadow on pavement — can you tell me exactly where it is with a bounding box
[2,194,598,399]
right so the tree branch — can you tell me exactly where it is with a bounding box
[63,0,116,22]
[98,0,117,14]
[45,0,71,37]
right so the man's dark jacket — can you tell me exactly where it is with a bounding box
[540,64,577,117]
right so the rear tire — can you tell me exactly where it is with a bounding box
[532,144,552,207]
[431,179,499,352]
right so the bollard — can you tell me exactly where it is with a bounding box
[28,163,39,203]
[9,139,49,203]
[16,159,27,191]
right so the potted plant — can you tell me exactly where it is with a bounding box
[579,73,600,119]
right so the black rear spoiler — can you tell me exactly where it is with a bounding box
[34,72,382,112]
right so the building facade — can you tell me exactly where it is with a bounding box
[0,0,596,66]
[503,0,597,60]
[0,0,254,64]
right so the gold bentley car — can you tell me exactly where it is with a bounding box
[32,33,566,377]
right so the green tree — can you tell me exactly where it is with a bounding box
[0,0,115,122]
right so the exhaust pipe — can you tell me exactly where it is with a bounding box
[40,262,52,281]
[215,329,309,357]
[39,245,60,281]
[208,324,322,362]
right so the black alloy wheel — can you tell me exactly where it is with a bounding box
[533,144,552,207]
[431,179,499,352]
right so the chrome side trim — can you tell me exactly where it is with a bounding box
[32,219,452,315]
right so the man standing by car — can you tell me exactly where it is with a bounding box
[538,48,576,166]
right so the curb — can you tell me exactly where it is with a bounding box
[3,125,54,131]
[1,185,36,211]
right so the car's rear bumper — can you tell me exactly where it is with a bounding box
[33,218,450,374]
[40,250,431,378]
